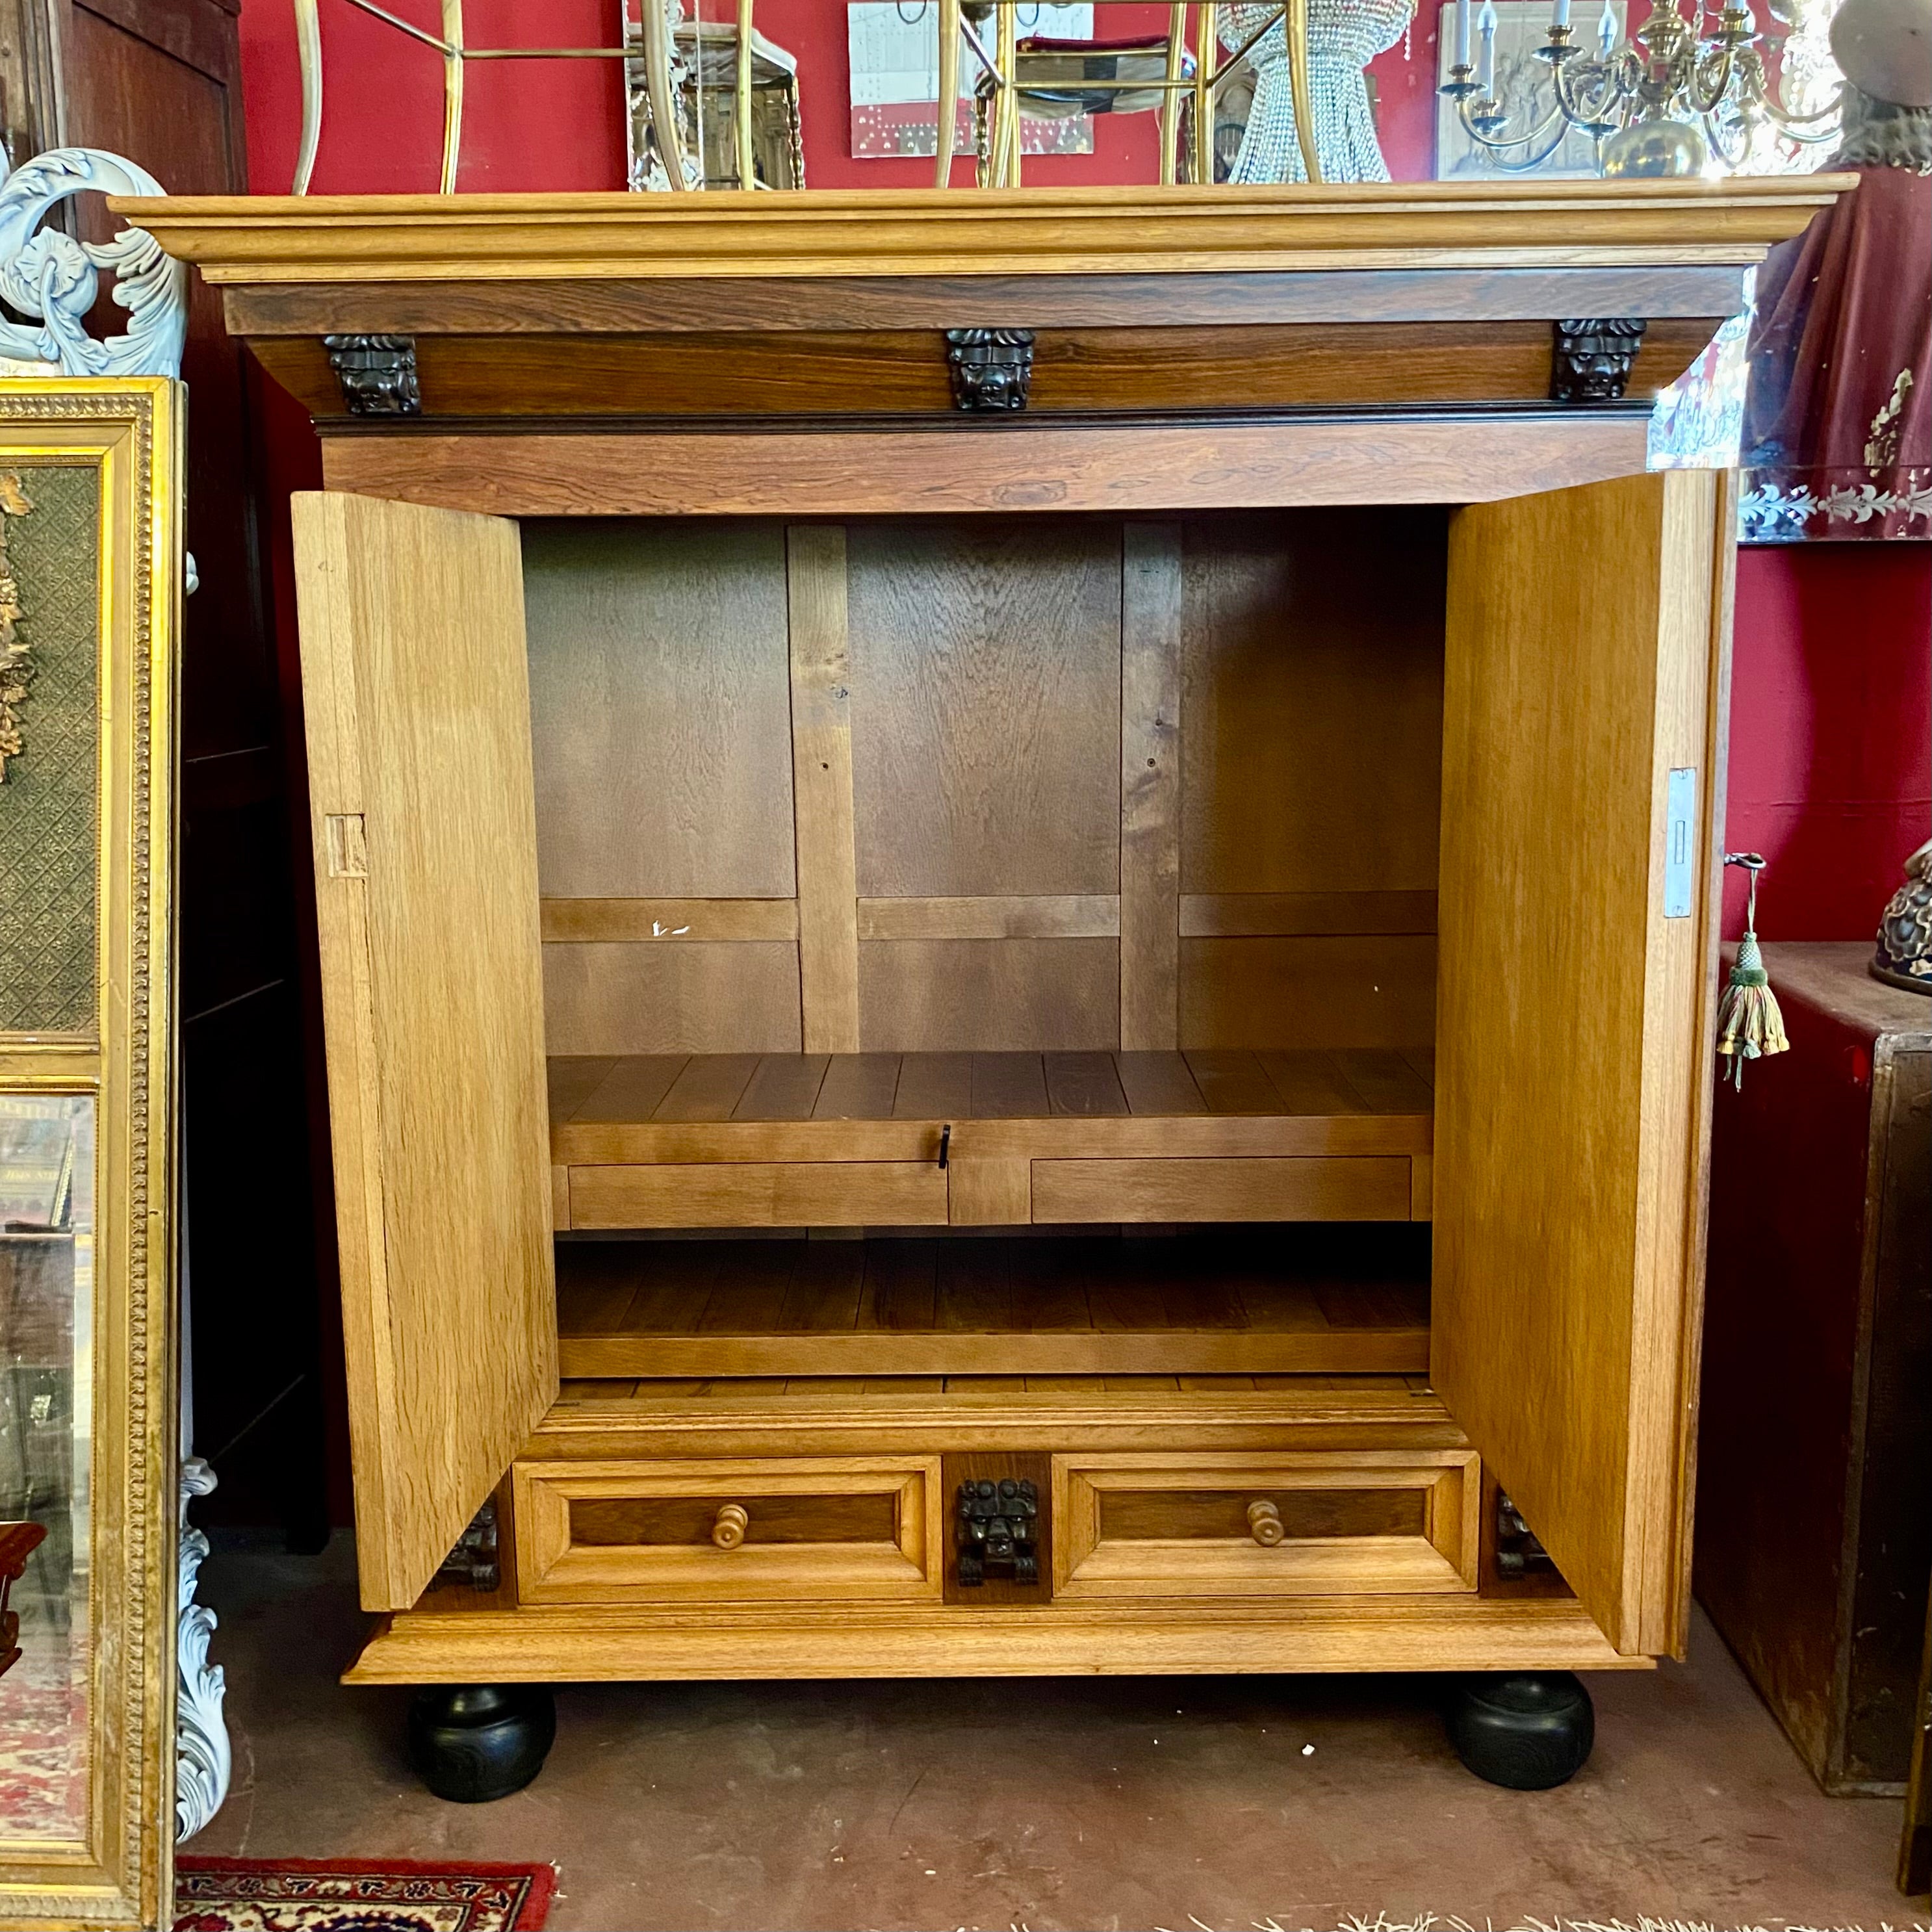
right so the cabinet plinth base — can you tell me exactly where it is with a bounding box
[1446,1671,1595,1788]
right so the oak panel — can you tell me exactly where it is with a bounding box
[1053,1451,1480,1598]
[847,519,1122,899]
[515,1457,942,1604]
[541,897,799,944]
[542,941,803,1056]
[1434,470,1719,1657]
[858,939,1120,1053]
[1179,936,1438,1051]
[1030,1155,1415,1222]
[571,1161,949,1228]
[788,524,862,1053]
[291,491,555,1614]
[319,418,1661,518]
[1120,522,1184,1050]
[523,519,794,899]
[1181,509,1446,899]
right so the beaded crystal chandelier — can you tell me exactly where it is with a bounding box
[1438,0,1846,175]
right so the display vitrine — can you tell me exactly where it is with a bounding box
[128,179,1842,1798]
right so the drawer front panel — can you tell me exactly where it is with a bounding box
[1053,1452,1480,1599]
[1029,1156,1413,1223]
[569,1161,949,1228]
[515,1458,943,1604]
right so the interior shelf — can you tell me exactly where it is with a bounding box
[549,1050,1434,1229]
[554,1228,1432,1380]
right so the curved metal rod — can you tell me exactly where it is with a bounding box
[641,0,691,189]
[935,0,962,185]
[1192,0,1218,183]
[1159,1,1185,184]
[735,0,755,186]
[1283,0,1320,182]
[439,0,465,192]
[292,0,323,194]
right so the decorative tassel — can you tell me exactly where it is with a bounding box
[1716,852,1789,1090]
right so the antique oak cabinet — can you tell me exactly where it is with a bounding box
[129,179,1842,1793]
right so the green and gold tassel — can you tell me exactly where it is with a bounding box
[1716,853,1789,1090]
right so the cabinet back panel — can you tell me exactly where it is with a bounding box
[528,510,1445,1061]
[523,519,796,899]
[1178,509,1445,1056]
[858,937,1121,1053]
[545,939,804,1057]
[846,519,1124,900]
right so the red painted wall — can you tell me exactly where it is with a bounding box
[236,0,1439,194]
[234,0,1929,946]
[1727,543,1931,942]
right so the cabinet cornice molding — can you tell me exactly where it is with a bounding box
[112,179,1849,287]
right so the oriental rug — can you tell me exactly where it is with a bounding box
[173,1857,555,1932]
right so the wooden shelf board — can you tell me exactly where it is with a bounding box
[555,1230,1430,1380]
[549,1050,1433,1165]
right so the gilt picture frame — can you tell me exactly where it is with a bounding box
[0,379,182,1931]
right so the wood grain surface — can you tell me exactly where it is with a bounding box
[1432,469,1718,1658]
[291,491,556,1613]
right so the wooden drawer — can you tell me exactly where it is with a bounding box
[568,1161,949,1228]
[513,1458,944,1604]
[1030,1156,1413,1222]
[1052,1452,1480,1599]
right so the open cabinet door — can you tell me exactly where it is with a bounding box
[1434,469,1728,1658]
[292,492,556,1612]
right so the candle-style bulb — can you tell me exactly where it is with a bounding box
[1597,0,1616,53]
[1456,0,1472,66]
[1478,0,1498,88]
[1552,0,1571,30]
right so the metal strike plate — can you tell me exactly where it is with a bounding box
[1663,766,1696,918]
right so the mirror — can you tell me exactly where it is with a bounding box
[0,1092,95,1846]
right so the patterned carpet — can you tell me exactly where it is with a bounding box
[0,1617,88,1841]
[173,1859,556,1932]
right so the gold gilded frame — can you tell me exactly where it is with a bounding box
[0,380,181,1931]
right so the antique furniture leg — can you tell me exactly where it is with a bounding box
[1445,1672,1595,1788]
[406,1685,557,1802]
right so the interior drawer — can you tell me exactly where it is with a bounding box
[1029,1156,1413,1222]
[513,1457,944,1604]
[568,1161,949,1228]
[1051,1451,1480,1599]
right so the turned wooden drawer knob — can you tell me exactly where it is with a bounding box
[711,1504,749,1551]
[1248,1499,1286,1547]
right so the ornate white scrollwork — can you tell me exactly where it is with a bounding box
[175,1456,231,1842]
[0,148,187,380]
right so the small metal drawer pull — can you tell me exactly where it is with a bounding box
[711,1503,749,1551]
[1247,1499,1285,1547]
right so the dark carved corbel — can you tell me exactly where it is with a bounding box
[945,328,1035,411]
[324,333,422,416]
[1495,1489,1556,1579]
[1551,318,1647,404]
[433,1496,500,1591]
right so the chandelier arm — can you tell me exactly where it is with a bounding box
[1688,45,1738,118]
[1551,55,1629,129]
[1755,79,1850,131]
[1456,95,1571,156]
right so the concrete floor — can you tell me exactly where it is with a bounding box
[190,1536,1917,1931]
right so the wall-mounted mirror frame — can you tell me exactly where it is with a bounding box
[0,378,181,1931]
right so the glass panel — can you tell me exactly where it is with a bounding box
[0,1092,94,1845]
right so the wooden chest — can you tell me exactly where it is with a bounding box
[1698,941,1932,1794]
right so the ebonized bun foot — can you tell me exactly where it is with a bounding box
[406,1684,556,1802]
[1446,1671,1595,1788]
